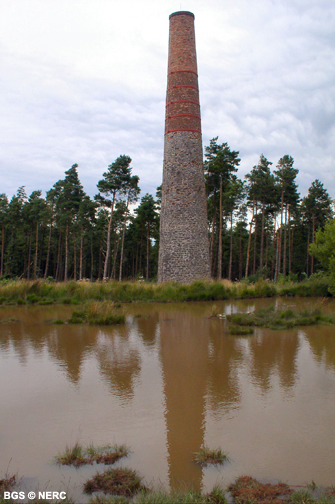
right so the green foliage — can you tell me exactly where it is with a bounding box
[309,220,335,296]
[0,148,333,284]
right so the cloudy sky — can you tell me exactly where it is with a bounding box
[1,0,334,202]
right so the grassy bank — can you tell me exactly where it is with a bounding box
[0,276,331,305]
[1,473,334,504]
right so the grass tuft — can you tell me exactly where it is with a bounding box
[88,496,130,504]
[66,302,125,325]
[136,489,209,504]
[228,476,292,504]
[0,474,16,493]
[86,301,125,325]
[290,490,314,504]
[84,467,146,496]
[55,442,84,467]
[228,325,254,335]
[209,305,222,318]
[51,318,65,325]
[207,485,228,503]
[193,446,228,467]
[55,443,130,467]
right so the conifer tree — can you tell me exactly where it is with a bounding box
[97,155,133,280]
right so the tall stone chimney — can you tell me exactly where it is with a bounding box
[158,11,210,283]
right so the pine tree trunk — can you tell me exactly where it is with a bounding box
[27,226,33,280]
[55,230,62,281]
[253,202,258,275]
[210,208,217,277]
[290,226,293,276]
[1,225,5,277]
[239,227,243,280]
[79,227,83,281]
[306,224,310,278]
[288,206,291,275]
[64,225,69,281]
[259,203,265,271]
[245,209,254,279]
[33,221,39,278]
[107,233,114,279]
[119,203,129,282]
[311,213,315,275]
[139,225,143,276]
[217,175,223,280]
[265,228,269,271]
[278,190,284,278]
[90,233,94,281]
[98,246,102,280]
[135,244,139,278]
[111,235,120,279]
[146,224,150,280]
[228,210,233,280]
[283,205,288,276]
[44,222,52,279]
[103,195,116,280]
[274,226,280,282]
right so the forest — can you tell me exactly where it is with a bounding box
[0,137,333,284]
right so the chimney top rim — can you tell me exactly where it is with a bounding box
[169,11,195,19]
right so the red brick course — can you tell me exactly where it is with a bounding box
[165,12,201,135]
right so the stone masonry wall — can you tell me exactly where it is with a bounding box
[158,12,210,283]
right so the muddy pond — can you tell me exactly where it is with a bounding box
[1,298,335,501]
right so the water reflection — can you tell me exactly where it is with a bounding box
[135,312,160,347]
[247,329,299,392]
[159,309,209,489]
[1,300,335,493]
[96,327,141,401]
[207,321,242,418]
[305,326,335,370]
[47,325,96,383]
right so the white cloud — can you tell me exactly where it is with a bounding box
[0,0,334,201]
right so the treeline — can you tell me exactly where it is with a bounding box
[0,140,333,282]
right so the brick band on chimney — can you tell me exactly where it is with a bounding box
[164,13,201,135]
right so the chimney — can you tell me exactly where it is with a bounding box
[158,11,210,283]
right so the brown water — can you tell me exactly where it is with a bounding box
[1,299,335,501]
